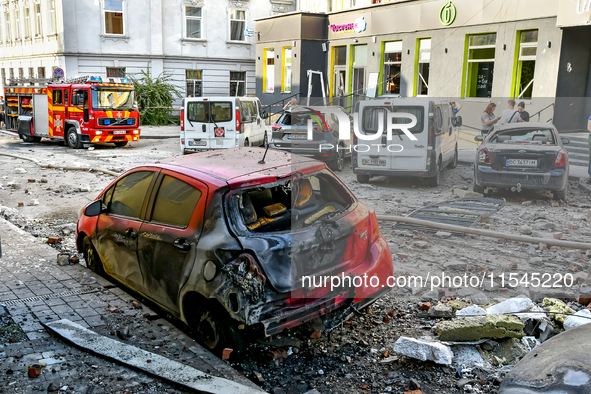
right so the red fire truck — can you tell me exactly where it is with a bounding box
[3,76,141,148]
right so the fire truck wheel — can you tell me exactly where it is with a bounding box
[67,128,83,149]
[114,141,128,147]
[32,137,42,143]
[20,134,33,143]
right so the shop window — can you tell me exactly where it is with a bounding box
[24,7,31,38]
[186,69,202,97]
[334,46,346,66]
[514,30,537,99]
[416,38,431,96]
[5,12,11,41]
[263,48,274,93]
[353,44,367,67]
[185,6,202,39]
[104,0,124,35]
[15,9,21,40]
[35,2,42,37]
[107,67,125,78]
[48,0,56,34]
[464,33,496,98]
[383,41,402,94]
[229,9,246,42]
[282,47,292,93]
[230,71,246,97]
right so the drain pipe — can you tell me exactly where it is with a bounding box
[376,214,591,251]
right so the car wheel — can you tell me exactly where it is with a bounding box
[553,185,567,201]
[473,183,484,194]
[244,138,250,147]
[328,148,345,172]
[67,128,83,149]
[83,237,103,274]
[356,174,370,184]
[448,146,458,169]
[427,161,440,187]
[190,306,245,359]
[114,141,128,147]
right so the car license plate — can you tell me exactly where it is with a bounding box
[362,159,386,166]
[287,134,307,140]
[113,130,126,135]
[189,140,206,146]
[506,159,537,167]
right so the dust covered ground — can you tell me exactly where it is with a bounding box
[1,132,590,393]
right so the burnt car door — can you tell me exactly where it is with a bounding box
[95,170,157,292]
[137,171,207,313]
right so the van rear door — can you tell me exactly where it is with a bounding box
[184,99,237,150]
[209,100,237,149]
[185,99,209,149]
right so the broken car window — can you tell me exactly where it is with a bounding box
[491,128,556,145]
[150,175,202,228]
[109,171,155,219]
[234,170,354,233]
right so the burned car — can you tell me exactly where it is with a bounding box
[473,123,570,200]
[76,147,393,356]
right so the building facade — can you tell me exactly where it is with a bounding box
[0,0,295,99]
[256,0,591,132]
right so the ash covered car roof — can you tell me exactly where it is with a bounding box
[161,147,325,183]
[492,122,557,132]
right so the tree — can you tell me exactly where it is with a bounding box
[129,67,182,126]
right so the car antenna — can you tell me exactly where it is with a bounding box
[258,144,269,164]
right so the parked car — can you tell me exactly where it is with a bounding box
[473,122,570,200]
[180,96,269,154]
[76,147,393,357]
[269,106,352,171]
[353,98,461,186]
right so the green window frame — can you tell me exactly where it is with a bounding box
[462,33,497,98]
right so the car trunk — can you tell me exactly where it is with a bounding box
[273,112,337,149]
[489,144,559,173]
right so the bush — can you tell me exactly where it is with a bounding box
[129,67,182,126]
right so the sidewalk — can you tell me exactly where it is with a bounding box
[0,217,258,392]
[139,125,179,139]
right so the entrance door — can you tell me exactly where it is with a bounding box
[352,67,365,110]
[333,68,346,108]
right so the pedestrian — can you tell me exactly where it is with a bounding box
[283,98,297,111]
[481,103,501,135]
[587,114,591,184]
[452,101,462,116]
[500,99,522,124]
[517,101,530,122]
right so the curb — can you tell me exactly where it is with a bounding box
[140,135,178,140]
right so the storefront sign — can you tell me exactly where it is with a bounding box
[329,17,367,34]
[439,1,457,26]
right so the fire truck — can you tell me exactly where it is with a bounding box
[3,76,141,148]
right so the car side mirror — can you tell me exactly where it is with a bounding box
[85,200,106,217]
[474,135,484,142]
[262,111,269,119]
[453,116,463,127]
[561,137,570,145]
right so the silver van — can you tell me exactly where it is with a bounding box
[180,97,269,154]
[353,98,461,186]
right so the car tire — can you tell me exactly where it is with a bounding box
[357,174,370,184]
[328,148,345,172]
[67,128,83,149]
[244,138,250,147]
[473,183,484,194]
[553,185,567,201]
[427,161,440,187]
[190,306,245,359]
[83,237,103,275]
[114,141,128,147]
[448,146,458,169]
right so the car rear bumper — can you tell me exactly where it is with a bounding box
[259,236,393,336]
[475,165,568,191]
[269,142,340,160]
[353,150,435,178]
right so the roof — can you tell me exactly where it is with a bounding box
[494,122,557,132]
[161,147,325,183]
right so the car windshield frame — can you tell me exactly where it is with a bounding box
[489,127,557,145]
[91,88,136,111]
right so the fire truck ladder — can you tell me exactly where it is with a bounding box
[7,75,94,87]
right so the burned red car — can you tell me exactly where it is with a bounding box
[76,147,393,355]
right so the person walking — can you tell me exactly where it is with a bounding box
[517,102,530,122]
[481,103,500,135]
[500,99,522,124]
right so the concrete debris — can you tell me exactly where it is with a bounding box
[451,345,486,367]
[436,315,525,341]
[47,236,62,244]
[14,168,27,174]
[452,189,483,198]
[412,241,429,249]
[470,292,489,305]
[486,298,534,315]
[428,305,453,318]
[28,199,39,206]
[563,309,591,330]
[116,325,130,340]
[435,231,452,239]
[56,254,70,266]
[542,298,575,324]
[443,260,467,271]
[79,272,97,285]
[446,300,471,313]
[456,305,487,317]
[393,337,453,366]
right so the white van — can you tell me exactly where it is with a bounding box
[180,97,269,154]
[353,98,461,186]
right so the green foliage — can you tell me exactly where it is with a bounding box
[129,67,182,126]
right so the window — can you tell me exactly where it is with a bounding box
[353,44,367,66]
[24,7,31,38]
[18,68,23,79]
[334,46,346,66]
[38,67,45,79]
[104,0,124,35]
[514,30,538,99]
[185,6,202,39]
[106,67,125,78]
[361,105,425,135]
[464,33,496,98]
[52,89,63,105]
[282,47,292,93]
[15,9,20,40]
[1,69,5,86]
[415,39,431,96]
[383,41,401,94]
[5,12,11,41]
[264,48,274,93]
[35,3,42,37]
[28,67,34,78]
[229,9,245,42]
[230,71,246,97]
[211,102,232,122]
[151,176,202,228]
[48,0,56,34]
[185,70,202,97]
[109,171,155,219]
[9,69,14,82]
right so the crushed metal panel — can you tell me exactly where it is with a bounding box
[44,320,265,394]
[395,197,506,234]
